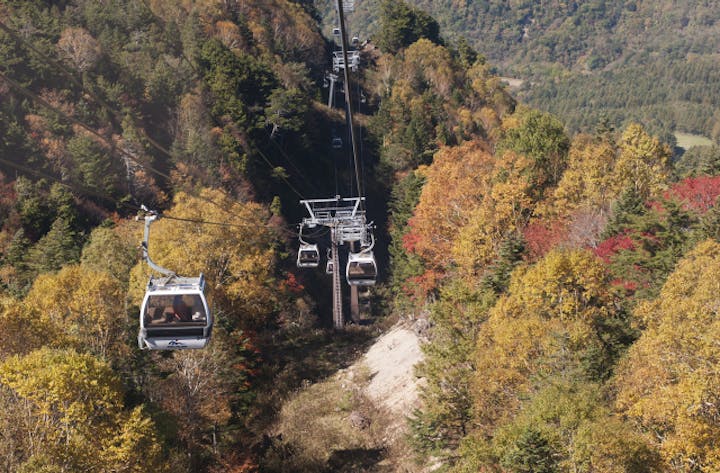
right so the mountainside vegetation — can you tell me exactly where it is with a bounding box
[0,0,355,470]
[3,0,720,472]
[321,0,720,141]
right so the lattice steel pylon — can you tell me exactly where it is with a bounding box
[331,227,343,328]
[299,196,371,328]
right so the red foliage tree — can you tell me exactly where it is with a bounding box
[593,233,636,263]
[523,219,569,260]
[664,175,720,213]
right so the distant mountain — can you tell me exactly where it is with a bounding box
[319,0,720,141]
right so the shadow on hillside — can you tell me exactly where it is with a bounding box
[325,447,390,472]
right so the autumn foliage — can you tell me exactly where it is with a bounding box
[616,240,720,471]
[4,1,720,472]
[395,112,719,471]
[664,175,720,212]
[404,140,494,273]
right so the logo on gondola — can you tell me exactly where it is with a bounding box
[168,340,186,348]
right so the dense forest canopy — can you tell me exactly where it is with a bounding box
[0,0,348,470]
[320,0,720,140]
[2,0,720,472]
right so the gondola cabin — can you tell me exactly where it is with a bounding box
[297,243,320,268]
[138,274,212,350]
[346,251,377,286]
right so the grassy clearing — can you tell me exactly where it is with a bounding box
[675,131,715,149]
[261,364,392,472]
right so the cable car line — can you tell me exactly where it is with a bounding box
[253,145,305,199]
[356,79,367,199]
[1,7,376,341]
[0,155,140,213]
[159,214,259,229]
[0,16,193,163]
[0,70,174,181]
[1,9,317,208]
[264,129,323,196]
[292,1,378,328]
[0,19,100,104]
[0,155,274,233]
[2,12,351,208]
[0,151,304,236]
[1,13,351,248]
[0,71,248,218]
[336,0,364,204]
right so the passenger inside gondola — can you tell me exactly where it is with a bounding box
[348,262,375,276]
[144,294,207,326]
[299,249,319,265]
[170,295,192,322]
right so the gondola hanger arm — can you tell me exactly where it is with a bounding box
[139,207,175,277]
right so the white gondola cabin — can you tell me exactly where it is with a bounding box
[138,275,212,350]
[297,243,320,268]
[346,250,377,286]
[138,210,212,350]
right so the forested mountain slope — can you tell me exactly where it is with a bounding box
[320,0,720,140]
[4,0,720,472]
[350,2,720,471]
[0,0,363,471]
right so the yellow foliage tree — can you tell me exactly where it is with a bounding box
[614,123,671,200]
[373,38,514,173]
[466,62,515,136]
[473,249,617,431]
[81,221,139,286]
[0,348,166,472]
[406,141,495,272]
[0,295,63,358]
[24,265,127,361]
[402,38,457,100]
[615,239,720,471]
[453,150,534,278]
[486,381,659,473]
[548,133,619,218]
